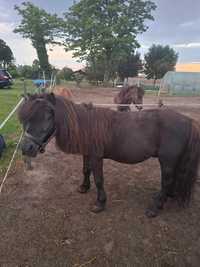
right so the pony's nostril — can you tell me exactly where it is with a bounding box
[27,143,34,152]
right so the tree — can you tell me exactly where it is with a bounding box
[118,52,142,81]
[8,64,20,78]
[85,56,106,84]
[18,65,34,79]
[144,44,178,85]
[31,59,41,79]
[64,0,156,84]
[57,67,74,81]
[0,39,14,68]
[14,2,63,77]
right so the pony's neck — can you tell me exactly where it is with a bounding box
[54,97,87,154]
[54,97,113,156]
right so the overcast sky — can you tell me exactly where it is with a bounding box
[1,0,200,69]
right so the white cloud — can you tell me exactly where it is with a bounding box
[190,61,200,64]
[173,42,200,48]
[180,21,195,28]
[0,22,14,35]
[180,18,200,28]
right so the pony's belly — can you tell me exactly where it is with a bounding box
[105,148,154,164]
[108,155,151,164]
[105,136,157,164]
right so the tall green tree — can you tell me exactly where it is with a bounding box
[64,0,156,84]
[18,64,34,79]
[0,39,14,68]
[85,56,105,84]
[118,52,142,80]
[57,66,74,81]
[144,44,178,84]
[14,2,63,77]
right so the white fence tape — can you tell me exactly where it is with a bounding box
[0,131,23,193]
[0,98,24,130]
[77,102,200,107]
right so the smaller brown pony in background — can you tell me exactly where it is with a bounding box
[114,85,145,111]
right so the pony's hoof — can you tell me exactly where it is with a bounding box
[90,203,105,213]
[145,208,158,218]
[78,185,90,194]
[152,192,165,209]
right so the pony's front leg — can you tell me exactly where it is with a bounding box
[91,157,107,213]
[78,155,91,193]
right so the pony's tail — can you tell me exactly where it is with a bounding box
[174,121,200,205]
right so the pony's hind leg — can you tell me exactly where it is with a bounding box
[90,157,107,213]
[145,162,175,218]
[78,156,91,193]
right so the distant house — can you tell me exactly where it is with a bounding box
[159,71,200,95]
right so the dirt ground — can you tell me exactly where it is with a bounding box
[1,87,200,267]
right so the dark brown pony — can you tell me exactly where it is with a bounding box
[114,85,145,111]
[19,93,200,217]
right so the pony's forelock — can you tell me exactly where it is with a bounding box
[18,94,54,124]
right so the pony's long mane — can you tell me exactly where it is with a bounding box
[54,97,114,156]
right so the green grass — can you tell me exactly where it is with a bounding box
[0,79,35,175]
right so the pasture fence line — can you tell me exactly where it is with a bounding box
[76,102,200,108]
[0,131,23,194]
[0,97,25,194]
[0,97,24,130]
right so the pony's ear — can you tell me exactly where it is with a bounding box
[46,93,56,106]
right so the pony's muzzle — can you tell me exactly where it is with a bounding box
[20,137,39,157]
